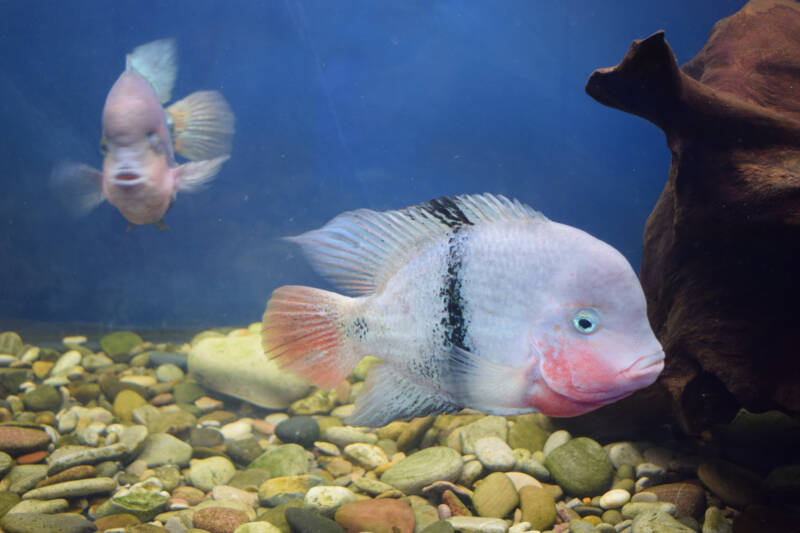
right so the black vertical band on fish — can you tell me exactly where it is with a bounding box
[423,196,474,228]
[440,228,471,402]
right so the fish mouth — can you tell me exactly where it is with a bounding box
[622,350,665,380]
[111,171,147,187]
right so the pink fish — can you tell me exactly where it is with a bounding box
[263,194,664,426]
[51,39,234,229]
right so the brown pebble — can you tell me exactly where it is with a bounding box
[192,506,249,533]
[94,513,141,530]
[37,465,98,488]
[151,393,174,406]
[251,419,274,435]
[172,485,208,506]
[17,450,47,464]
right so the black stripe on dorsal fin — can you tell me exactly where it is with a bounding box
[287,193,547,296]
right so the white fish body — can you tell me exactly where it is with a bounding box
[263,194,664,426]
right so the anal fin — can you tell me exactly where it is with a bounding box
[347,362,462,427]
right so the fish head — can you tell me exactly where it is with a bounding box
[100,71,177,224]
[527,224,664,416]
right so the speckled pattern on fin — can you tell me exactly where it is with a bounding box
[346,362,462,427]
[288,193,547,296]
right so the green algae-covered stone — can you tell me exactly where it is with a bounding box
[380,446,462,495]
[508,414,549,452]
[100,331,143,360]
[21,385,61,412]
[256,498,304,533]
[257,474,325,507]
[519,485,556,530]
[0,332,23,357]
[248,443,309,477]
[95,490,169,522]
[0,491,20,518]
[631,510,696,533]
[545,437,613,497]
[472,472,519,518]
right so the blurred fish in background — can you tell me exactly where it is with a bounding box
[50,38,235,230]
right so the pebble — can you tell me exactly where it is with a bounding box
[621,501,677,519]
[22,476,116,499]
[193,506,250,533]
[545,437,613,497]
[630,509,695,532]
[0,512,97,533]
[285,506,344,533]
[599,488,631,509]
[697,459,764,507]
[275,416,320,448]
[543,430,571,456]
[156,363,184,382]
[334,499,415,533]
[0,426,50,456]
[137,433,192,467]
[472,471,519,518]
[446,516,509,533]
[474,436,516,471]
[607,442,644,468]
[189,456,237,492]
[322,426,378,447]
[247,443,309,477]
[460,416,508,454]
[343,442,388,469]
[304,485,358,516]
[381,446,463,495]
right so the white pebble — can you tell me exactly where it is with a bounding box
[607,442,644,468]
[220,419,253,440]
[599,488,631,509]
[51,350,82,375]
[474,436,515,471]
[304,486,357,516]
[508,522,532,533]
[543,430,571,456]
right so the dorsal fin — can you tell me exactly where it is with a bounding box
[126,38,177,104]
[288,193,546,296]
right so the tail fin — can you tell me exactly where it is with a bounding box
[262,286,361,389]
[166,91,235,161]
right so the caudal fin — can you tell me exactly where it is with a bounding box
[262,285,361,389]
[166,91,235,161]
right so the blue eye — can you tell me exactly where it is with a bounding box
[572,309,599,334]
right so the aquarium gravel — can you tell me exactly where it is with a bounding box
[0,328,793,533]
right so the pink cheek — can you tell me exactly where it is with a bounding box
[541,339,614,392]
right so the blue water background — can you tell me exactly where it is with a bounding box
[0,1,745,329]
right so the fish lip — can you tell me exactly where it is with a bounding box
[622,350,666,378]
[110,171,147,187]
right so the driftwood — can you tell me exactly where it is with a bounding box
[585,0,800,433]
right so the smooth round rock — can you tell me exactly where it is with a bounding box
[100,331,143,359]
[459,416,508,455]
[247,443,309,477]
[607,442,644,468]
[156,363,184,383]
[472,471,519,518]
[599,488,631,509]
[630,510,696,532]
[335,499,415,533]
[545,437,613,497]
[508,415,548,452]
[285,506,344,533]
[645,482,706,519]
[381,446,463,495]
[275,416,320,449]
[519,485,556,530]
[304,485,358,516]
[136,433,192,467]
[193,506,249,533]
[0,427,50,456]
[189,456,237,492]
[21,385,61,412]
[234,522,282,533]
[542,430,571,456]
[697,459,764,507]
[0,512,96,533]
[343,442,388,470]
[474,436,515,471]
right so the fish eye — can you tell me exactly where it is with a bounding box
[572,308,599,334]
[99,139,108,154]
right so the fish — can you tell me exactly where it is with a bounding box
[50,38,235,229]
[262,193,665,427]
